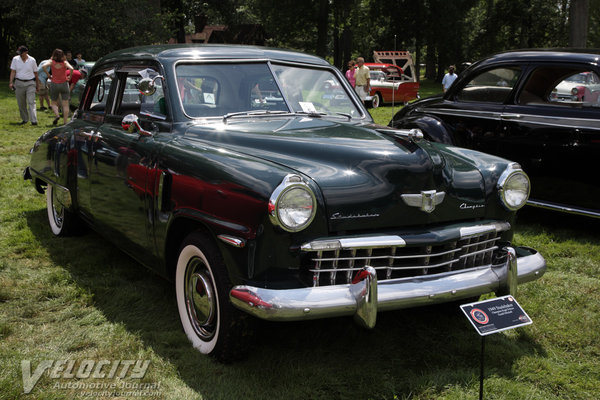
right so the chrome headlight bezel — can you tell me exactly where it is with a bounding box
[269,174,317,232]
[497,163,530,211]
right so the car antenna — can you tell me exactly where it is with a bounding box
[391,35,396,124]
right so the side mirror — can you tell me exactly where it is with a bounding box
[137,75,164,96]
[122,114,151,137]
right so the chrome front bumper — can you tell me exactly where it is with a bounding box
[229,247,546,328]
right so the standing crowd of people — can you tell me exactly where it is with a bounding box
[9,45,88,126]
[344,56,371,105]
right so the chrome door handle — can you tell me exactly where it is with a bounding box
[502,114,522,120]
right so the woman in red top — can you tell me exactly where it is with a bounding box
[43,49,73,125]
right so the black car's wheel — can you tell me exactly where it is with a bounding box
[46,184,78,236]
[175,231,252,362]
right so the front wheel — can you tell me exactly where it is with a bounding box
[175,231,253,362]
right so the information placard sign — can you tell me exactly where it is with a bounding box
[460,295,532,336]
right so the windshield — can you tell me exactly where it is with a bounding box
[175,62,362,119]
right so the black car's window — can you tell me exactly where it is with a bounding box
[111,67,168,119]
[456,67,521,103]
[175,62,361,118]
[81,71,115,114]
[523,68,600,107]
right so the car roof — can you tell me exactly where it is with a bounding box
[474,49,600,68]
[95,44,331,68]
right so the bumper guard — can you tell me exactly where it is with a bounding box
[229,246,546,328]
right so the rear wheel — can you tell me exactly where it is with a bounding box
[46,184,78,236]
[175,231,253,362]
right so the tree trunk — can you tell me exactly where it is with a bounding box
[569,0,590,47]
[316,0,329,58]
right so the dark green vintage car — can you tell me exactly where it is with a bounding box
[24,44,546,361]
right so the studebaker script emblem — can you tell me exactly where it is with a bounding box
[401,190,445,213]
[330,212,380,220]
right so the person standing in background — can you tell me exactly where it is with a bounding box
[65,50,77,69]
[44,49,73,125]
[9,45,39,125]
[37,58,51,111]
[354,57,370,104]
[345,60,356,88]
[74,52,86,69]
[442,65,458,92]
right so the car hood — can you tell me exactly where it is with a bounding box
[184,117,492,231]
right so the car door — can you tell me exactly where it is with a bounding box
[89,65,171,267]
[501,64,600,212]
[436,66,522,149]
[70,68,116,222]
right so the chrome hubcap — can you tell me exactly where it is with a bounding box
[51,188,64,228]
[184,258,216,340]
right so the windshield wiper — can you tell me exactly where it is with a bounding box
[222,110,290,123]
[296,111,352,120]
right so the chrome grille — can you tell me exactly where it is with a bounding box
[301,224,507,287]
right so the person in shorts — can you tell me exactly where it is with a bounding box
[44,49,73,125]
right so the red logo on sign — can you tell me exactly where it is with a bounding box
[470,308,489,324]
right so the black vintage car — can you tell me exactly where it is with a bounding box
[390,50,600,218]
[25,45,545,361]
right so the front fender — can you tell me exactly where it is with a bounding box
[392,114,454,144]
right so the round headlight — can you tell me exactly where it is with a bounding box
[571,87,579,95]
[269,175,317,232]
[498,165,530,211]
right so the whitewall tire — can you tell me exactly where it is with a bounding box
[175,231,252,361]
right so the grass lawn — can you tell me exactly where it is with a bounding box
[1,79,599,400]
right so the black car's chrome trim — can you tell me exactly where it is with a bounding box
[528,199,600,219]
[229,247,546,326]
[419,107,600,130]
[301,222,511,287]
[417,108,503,120]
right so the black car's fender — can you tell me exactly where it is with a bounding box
[392,113,454,145]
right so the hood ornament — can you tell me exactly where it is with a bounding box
[401,190,445,213]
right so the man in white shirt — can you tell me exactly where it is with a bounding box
[442,65,458,93]
[9,45,39,125]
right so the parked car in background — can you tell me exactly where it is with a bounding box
[552,71,600,102]
[365,66,419,108]
[25,44,546,361]
[390,49,600,219]
[364,51,420,108]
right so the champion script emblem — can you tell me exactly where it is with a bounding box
[401,190,445,213]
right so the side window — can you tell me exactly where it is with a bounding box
[82,71,115,113]
[456,67,521,103]
[114,68,168,119]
